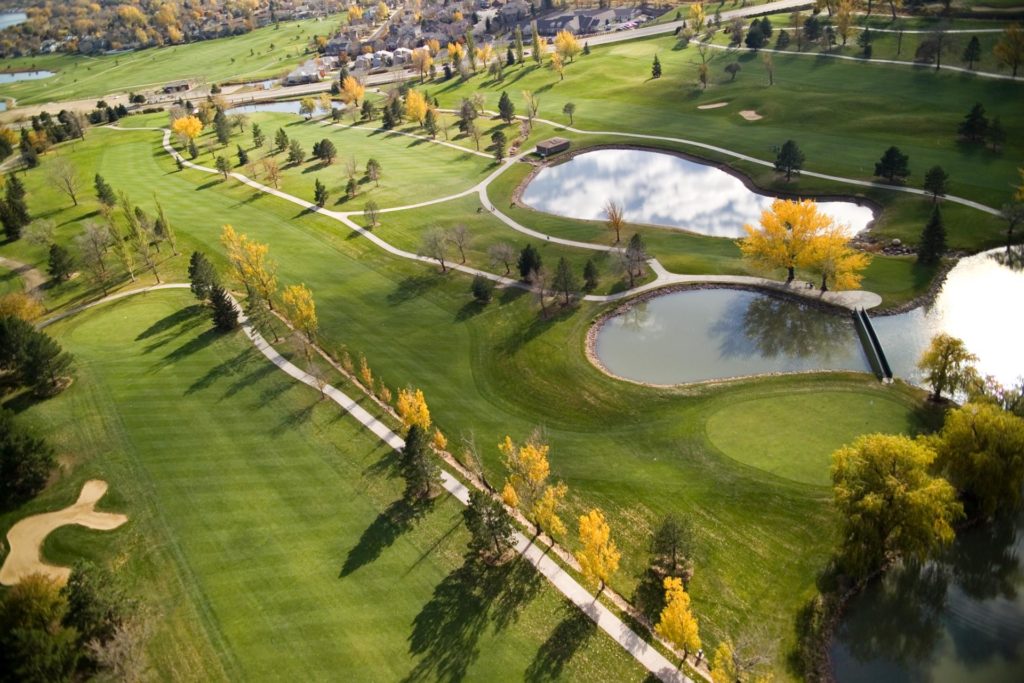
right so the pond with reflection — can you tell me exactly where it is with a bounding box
[0,69,54,84]
[521,148,875,238]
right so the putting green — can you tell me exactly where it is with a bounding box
[705,390,922,486]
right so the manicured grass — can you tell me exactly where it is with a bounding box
[3,289,646,681]
[0,264,24,295]
[704,388,927,486]
[0,13,344,105]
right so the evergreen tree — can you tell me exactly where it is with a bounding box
[401,424,438,501]
[210,284,239,332]
[583,42,590,55]
[237,145,248,166]
[0,409,56,508]
[923,165,949,201]
[517,244,542,280]
[774,139,804,181]
[345,177,358,199]
[874,145,911,182]
[275,127,289,153]
[552,257,580,304]
[745,23,765,49]
[424,109,439,139]
[651,54,662,78]
[498,90,516,123]
[22,330,74,396]
[252,122,265,148]
[471,274,493,303]
[917,206,947,265]
[287,139,305,165]
[962,35,981,69]
[382,106,396,130]
[187,251,219,302]
[1,174,30,240]
[464,489,516,559]
[361,100,376,120]
[214,110,231,144]
[317,138,337,164]
[187,138,199,159]
[957,102,989,142]
[583,259,599,291]
[314,178,329,207]
[94,173,116,207]
[47,243,74,281]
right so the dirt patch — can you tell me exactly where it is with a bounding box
[0,480,128,586]
[697,102,728,110]
[739,110,763,121]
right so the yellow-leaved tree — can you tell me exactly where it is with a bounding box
[500,433,569,537]
[396,387,431,433]
[348,4,364,21]
[655,577,701,659]
[550,52,564,80]
[574,508,621,592]
[0,292,44,321]
[405,90,428,125]
[554,29,582,62]
[171,115,203,141]
[411,47,432,81]
[739,198,833,283]
[476,43,494,68]
[806,225,871,291]
[447,41,465,65]
[282,283,318,342]
[689,2,706,32]
[221,225,278,309]
[341,76,365,106]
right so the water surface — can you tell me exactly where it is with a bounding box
[0,12,26,30]
[522,148,875,238]
[0,69,54,84]
[228,100,339,115]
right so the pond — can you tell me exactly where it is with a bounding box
[831,508,1024,683]
[593,288,870,385]
[521,148,875,239]
[0,12,26,30]
[0,70,55,84]
[227,100,340,115]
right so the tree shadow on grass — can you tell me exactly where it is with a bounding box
[387,273,442,305]
[136,304,205,341]
[183,347,259,396]
[271,400,316,435]
[196,178,221,191]
[454,300,486,322]
[403,554,542,683]
[524,602,598,682]
[340,497,430,578]
[497,305,576,356]
[159,327,220,366]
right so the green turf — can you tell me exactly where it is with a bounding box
[705,388,927,486]
[2,289,646,681]
[0,13,345,105]
[0,264,25,295]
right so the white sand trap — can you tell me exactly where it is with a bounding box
[739,110,763,121]
[697,101,729,110]
[0,480,127,586]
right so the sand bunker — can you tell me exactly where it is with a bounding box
[0,480,127,586]
[697,102,729,110]
[739,110,763,121]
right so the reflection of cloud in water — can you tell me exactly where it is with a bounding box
[522,149,874,238]
[711,294,854,361]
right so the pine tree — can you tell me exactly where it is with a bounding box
[188,251,219,302]
[651,54,662,78]
[923,165,949,202]
[517,244,542,280]
[401,424,438,501]
[774,140,804,181]
[958,102,989,143]
[962,35,981,69]
[252,122,265,148]
[22,330,74,396]
[237,145,248,166]
[1,174,30,240]
[210,284,239,332]
[275,127,289,153]
[874,145,910,182]
[464,489,516,560]
[583,259,599,291]
[498,90,516,123]
[917,205,947,265]
[314,178,329,207]
[94,173,117,207]
[552,257,580,304]
[47,243,74,281]
[471,274,493,303]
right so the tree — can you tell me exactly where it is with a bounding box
[396,387,431,432]
[652,515,691,576]
[449,224,471,263]
[1001,201,1024,245]
[62,561,131,651]
[551,256,580,304]
[418,228,450,272]
[725,61,741,81]
[171,115,202,141]
[44,159,80,207]
[958,102,989,143]
[287,139,305,166]
[313,178,328,207]
[464,489,516,560]
[363,200,379,229]
[94,173,117,207]
[74,223,112,294]
[221,225,278,310]
[917,205,947,265]
[874,146,910,183]
[21,328,74,396]
[498,91,516,123]
[252,122,265,148]
[807,226,871,291]
[963,35,982,69]
[831,434,961,575]
[400,424,439,501]
[916,25,957,71]
[274,127,289,153]
[774,139,805,181]
[621,233,648,288]
[405,90,428,124]
[918,333,979,401]
[282,283,318,342]
[583,259,599,291]
[697,62,709,89]
[1,174,30,240]
[188,251,218,302]
[648,54,663,80]
[500,433,568,537]
[412,47,433,82]
[487,243,516,275]
[562,101,576,125]
[740,198,833,283]
[491,130,507,163]
[575,508,620,592]
[298,96,317,119]
[517,244,542,280]
[210,284,238,332]
[522,90,540,129]
[47,243,74,281]
[366,158,382,187]
[0,409,56,508]
[236,144,249,166]
[690,2,706,32]
[994,24,1023,77]
[0,574,80,681]
[515,25,525,64]
[262,157,281,189]
[214,111,231,144]
[361,100,377,121]
[424,109,439,139]
[555,29,582,63]
[835,0,854,45]
[762,53,775,86]
[604,200,625,243]
[655,577,701,659]
[471,274,494,304]
[531,21,543,65]
[933,402,1024,519]
[923,165,949,201]
[215,155,232,179]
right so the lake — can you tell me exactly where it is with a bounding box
[0,70,55,84]
[521,148,875,239]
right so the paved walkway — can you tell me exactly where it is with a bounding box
[0,255,46,293]
[38,282,691,683]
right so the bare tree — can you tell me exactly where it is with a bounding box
[86,613,152,683]
[344,155,358,179]
[449,224,470,263]
[364,200,380,229]
[604,200,625,243]
[262,157,281,188]
[522,90,539,129]
[48,159,81,206]
[75,221,112,294]
[23,219,56,247]
[488,242,516,275]
[467,120,483,151]
[533,265,551,317]
[418,228,451,272]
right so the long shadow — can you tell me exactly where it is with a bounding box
[524,602,598,682]
[403,555,542,682]
[497,305,576,356]
[136,304,205,341]
[160,327,220,365]
[340,497,428,577]
[387,273,442,305]
[454,300,486,322]
[184,347,258,396]
[271,400,316,435]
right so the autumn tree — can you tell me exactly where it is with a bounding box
[774,139,804,181]
[807,226,871,291]
[405,89,428,125]
[464,489,516,561]
[831,434,961,576]
[550,52,565,80]
[994,24,1023,77]
[604,200,625,243]
[221,224,278,309]
[171,115,202,142]
[412,47,433,82]
[917,333,979,401]
[740,198,833,283]
[396,387,431,433]
[299,96,317,119]
[500,433,568,538]
[555,30,582,62]
[282,283,318,343]
[655,577,701,660]
[575,508,621,593]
